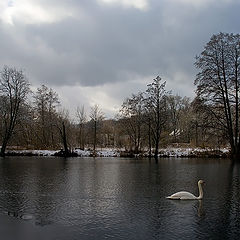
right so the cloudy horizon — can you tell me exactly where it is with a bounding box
[0,0,239,118]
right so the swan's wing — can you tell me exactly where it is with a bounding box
[166,191,197,200]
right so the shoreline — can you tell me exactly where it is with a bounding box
[2,147,230,158]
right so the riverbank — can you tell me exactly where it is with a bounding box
[3,147,230,158]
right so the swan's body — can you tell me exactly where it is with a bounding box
[166,180,205,200]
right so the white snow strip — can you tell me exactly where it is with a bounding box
[5,147,229,157]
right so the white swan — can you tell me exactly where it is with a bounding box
[166,180,205,200]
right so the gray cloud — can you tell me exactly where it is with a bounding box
[0,0,240,116]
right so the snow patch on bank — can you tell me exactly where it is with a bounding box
[5,147,229,157]
[74,149,91,157]
[157,147,229,157]
[6,149,58,156]
[6,148,121,157]
[74,148,120,157]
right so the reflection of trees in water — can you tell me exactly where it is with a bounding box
[198,162,240,240]
[0,157,68,225]
[0,159,35,216]
[218,163,240,239]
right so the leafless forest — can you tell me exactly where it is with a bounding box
[1,33,240,160]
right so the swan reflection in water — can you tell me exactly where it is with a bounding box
[168,199,205,217]
[197,200,205,217]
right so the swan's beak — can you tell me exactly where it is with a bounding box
[202,181,205,185]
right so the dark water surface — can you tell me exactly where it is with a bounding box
[0,157,239,240]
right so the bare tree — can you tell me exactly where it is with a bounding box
[191,97,225,148]
[145,76,168,160]
[167,95,192,144]
[33,85,59,148]
[120,92,144,153]
[76,105,87,150]
[56,109,72,157]
[0,66,30,156]
[89,104,104,155]
[178,97,192,143]
[47,87,60,146]
[167,95,182,142]
[195,32,240,161]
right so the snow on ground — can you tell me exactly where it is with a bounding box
[6,149,58,156]
[75,148,120,157]
[157,147,229,157]
[5,148,121,157]
[74,149,91,157]
[4,147,229,157]
[31,150,58,156]
[97,149,120,157]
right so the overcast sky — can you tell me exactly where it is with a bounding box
[0,0,239,118]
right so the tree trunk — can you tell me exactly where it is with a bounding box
[231,149,240,162]
[62,122,69,157]
[148,119,152,158]
[1,119,15,157]
[234,51,239,158]
[93,120,97,155]
[195,121,198,147]
[1,129,9,156]
[78,124,84,150]
[155,101,160,162]
[154,133,160,162]
[0,140,7,157]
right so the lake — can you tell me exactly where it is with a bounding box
[0,156,239,240]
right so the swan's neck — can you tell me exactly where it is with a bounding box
[197,183,203,199]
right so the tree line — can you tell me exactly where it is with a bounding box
[0,32,239,161]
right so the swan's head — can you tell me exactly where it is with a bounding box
[198,180,205,185]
